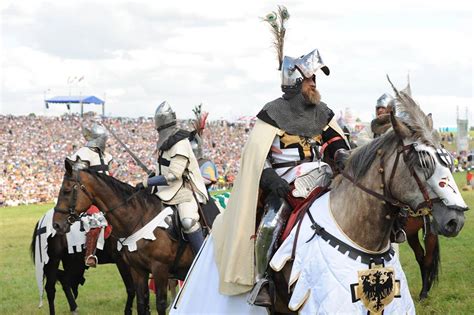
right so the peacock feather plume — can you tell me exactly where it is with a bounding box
[262,5,290,70]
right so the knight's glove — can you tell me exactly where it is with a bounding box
[260,168,290,206]
[146,175,169,187]
[334,148,351,172]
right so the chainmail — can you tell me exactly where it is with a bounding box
[156,126,179,149]
[258,93,331,137]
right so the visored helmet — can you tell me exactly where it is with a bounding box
[83,124,108,152]
[154,101,177,131]
[281,49,330,92]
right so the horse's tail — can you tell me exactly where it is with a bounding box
[30,221,39,262]
[427,235,441,289]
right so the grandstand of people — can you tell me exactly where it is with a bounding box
[0,113,251,207]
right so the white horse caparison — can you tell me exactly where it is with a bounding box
[171,87,468,314]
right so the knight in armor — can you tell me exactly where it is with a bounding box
[135,101,210,255]
[371,93,395,138]
[68,123,113,267]
[209,6,351,306]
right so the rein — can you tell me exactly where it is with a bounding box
[342,140,438,215]
[54,172,144,225]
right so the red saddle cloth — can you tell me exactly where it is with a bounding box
[279,186,327,244]
[86,205,113,239]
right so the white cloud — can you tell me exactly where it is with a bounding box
[1,0,472,128]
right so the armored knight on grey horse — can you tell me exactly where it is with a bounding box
[68,123,113,267]
[208,5,351,307]
[135,101,209,254]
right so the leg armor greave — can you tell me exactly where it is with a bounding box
[254,198,292,282]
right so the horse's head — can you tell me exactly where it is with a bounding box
[53,158,95,235]
[385,78,468,237]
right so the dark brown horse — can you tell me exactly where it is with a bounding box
[405,215,440,300]
[30,221,135,315]
[52,161,195,315]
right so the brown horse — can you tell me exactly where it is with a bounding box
[405,215,440,300]
[52,163,195,315]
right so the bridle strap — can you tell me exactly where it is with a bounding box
[341,171,409,209]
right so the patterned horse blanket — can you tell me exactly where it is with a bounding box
[34,209,106,308]
[270,192,415,314]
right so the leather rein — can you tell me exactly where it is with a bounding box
[341,140,439,216]
[53,172,143,225]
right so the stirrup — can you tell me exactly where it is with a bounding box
[392,229,407,244]
[85,255,98,267]
[247,278,270,306]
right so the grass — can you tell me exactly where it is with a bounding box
[0,174,473,314]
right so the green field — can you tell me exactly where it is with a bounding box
[1,173,473,314]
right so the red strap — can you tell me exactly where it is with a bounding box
[320,136,343,156]
[86,205,100,215]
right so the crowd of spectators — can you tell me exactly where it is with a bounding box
[1,114,251,207]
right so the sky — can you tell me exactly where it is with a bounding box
[1,0,472,127]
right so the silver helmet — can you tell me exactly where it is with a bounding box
[154,101,177,131]
[83,124,108,152]
[281,49,330,92]
[155,101,178,148]
[376,93,394,109]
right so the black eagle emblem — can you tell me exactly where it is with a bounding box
[361,270,394,312]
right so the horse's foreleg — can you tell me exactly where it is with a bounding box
[44,258,60,315]
[152,263,169,315]
[407,231,426,300]
[421,232,440,299]
[130,267,150,315]
[57,270,78,313]
[115,257,135,315]
[168,279,178,303]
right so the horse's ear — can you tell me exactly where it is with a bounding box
[390,111,411,139]
[426,113,433,130]
[65,158,73,175]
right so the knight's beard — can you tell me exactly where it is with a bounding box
[303,88,321,105]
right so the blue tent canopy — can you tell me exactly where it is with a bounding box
[45,95,105,116]
[45,95,104,104]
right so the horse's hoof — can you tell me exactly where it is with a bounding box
[419,293,428,301]
[71,307,79,315]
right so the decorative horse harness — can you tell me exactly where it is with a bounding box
[296,140,448,265]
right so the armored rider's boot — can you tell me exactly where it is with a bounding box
[186,228,205,255]
[85,228,101,267]
[247,198,292,307]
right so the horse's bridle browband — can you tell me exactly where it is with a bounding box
[342,140,439,215]
[54,173,96,224]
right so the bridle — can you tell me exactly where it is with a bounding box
[342,140,440,217]
[54,172,143,225]
[54,173,96,225]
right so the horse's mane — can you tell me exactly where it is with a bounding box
[82,170,162,210]
[344,130,398,180]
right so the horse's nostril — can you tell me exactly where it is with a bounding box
[446,219,457,232]
[53,222,60,230]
